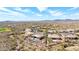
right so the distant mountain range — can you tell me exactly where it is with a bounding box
[0,19,79,23]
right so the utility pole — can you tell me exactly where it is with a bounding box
[44,27,48,46]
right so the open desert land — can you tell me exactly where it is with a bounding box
[0,20,79,51]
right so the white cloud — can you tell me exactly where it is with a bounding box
[63,12,79,19]
[49,10,64,16]
[74,13,79,16]
[14,7,22,11]
[22,9,32,13]
[68,7,78,10]
[35,13,42,16]
[70,13,79,16]
[14,7,35,14]
[9,12,26,17]
[0,7,27,19]
[0,7,13,12]
[37,7,48,12]
[0,10,28,21]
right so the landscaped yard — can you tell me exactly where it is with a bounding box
[0,28,11,32]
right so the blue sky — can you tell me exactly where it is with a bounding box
[0,7,79,21]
